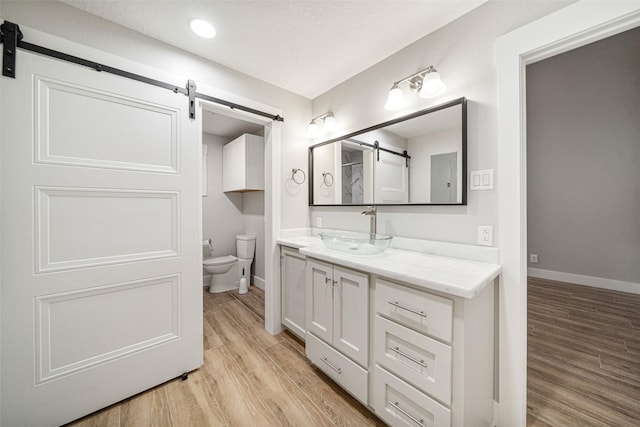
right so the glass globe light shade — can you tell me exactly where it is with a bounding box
[419,71,446,98]
[384,85,405,110]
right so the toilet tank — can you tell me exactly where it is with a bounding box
[236,234,256,259]
[203,240,213,258]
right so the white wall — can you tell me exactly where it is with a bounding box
[310,1,573,243]
[0,0,312,230]
[202,134,244,256]
[242,191,266,284]
[408,127,461,202]
[312,143,339,204]
[527,25,640,285]
[202,133,267,284]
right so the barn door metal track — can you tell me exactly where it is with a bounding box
[0,20,284,122]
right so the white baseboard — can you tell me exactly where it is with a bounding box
[252,275,265,290]
[528,268,640,295]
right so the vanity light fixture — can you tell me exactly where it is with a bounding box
[307,112,337,137]
[384,65,446,110]
[189,18,216,39]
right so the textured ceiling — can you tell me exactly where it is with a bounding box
[61,0,486,99]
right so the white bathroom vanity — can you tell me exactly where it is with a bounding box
[278,229,501,427]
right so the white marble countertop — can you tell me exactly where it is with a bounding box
[277,233,501,299]
[275,234,319,249]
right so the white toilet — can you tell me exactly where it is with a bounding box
[203,234,256,293]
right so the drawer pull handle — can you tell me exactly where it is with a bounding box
[389,346,428,368]
[325,277,330,284]
[388,400,424,425]
[320,357,341,374]
[388,301,427,317]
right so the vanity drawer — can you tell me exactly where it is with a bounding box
[374,314,452,404]
[375,278,453,343]
[372,365,451,427]
[306,333,368,405]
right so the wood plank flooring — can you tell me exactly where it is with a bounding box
[527,277,640,426]
[66,287,384,427]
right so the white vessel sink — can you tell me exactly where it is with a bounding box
[319,231,393,255]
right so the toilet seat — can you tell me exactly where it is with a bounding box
[203,255,237,266]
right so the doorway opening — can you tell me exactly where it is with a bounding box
[525,26,640,425]
[202,103,271,320]
[496,2,640,425]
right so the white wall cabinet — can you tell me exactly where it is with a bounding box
[222,133,264,192]
[280,246,306,340]
[305,258,369,368]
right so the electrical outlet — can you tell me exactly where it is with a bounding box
[477,225,493,246]
[316,217,322,228]
[530,254,539,264]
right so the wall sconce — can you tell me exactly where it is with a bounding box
[307,112,337,138]
[384,65,446,111]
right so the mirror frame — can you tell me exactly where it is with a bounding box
[308,97,467,206]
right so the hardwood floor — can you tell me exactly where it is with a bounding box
[527,277,640,426]
[67,286,384,427]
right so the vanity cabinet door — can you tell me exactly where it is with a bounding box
[333,266,369,367]
[281,246,306,340]
[305,259,334,344]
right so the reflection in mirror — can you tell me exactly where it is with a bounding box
[309,97,466,206]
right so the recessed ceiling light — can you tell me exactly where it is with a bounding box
[189,18,216,39]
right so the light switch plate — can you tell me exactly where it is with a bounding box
[470,169,494,190]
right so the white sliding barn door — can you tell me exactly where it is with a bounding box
[374,150,408,204]
[1,51,202,426]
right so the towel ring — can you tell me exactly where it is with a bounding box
[322,172,334,187]
[291,168,306,184]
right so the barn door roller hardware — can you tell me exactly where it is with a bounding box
[1,21,22,78]
[370,141,410,167]
[0,20,284,122]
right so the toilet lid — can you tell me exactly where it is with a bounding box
[203,255,237,266]
[236,234,256,241]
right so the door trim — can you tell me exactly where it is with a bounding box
[197,99,283,335]
[496,2,640,425]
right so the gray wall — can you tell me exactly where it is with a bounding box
[527,26,640,284]
[310,0,572,245]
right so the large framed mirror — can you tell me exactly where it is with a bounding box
[309,97,467,206]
